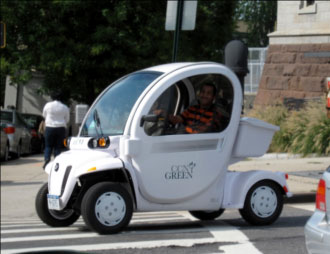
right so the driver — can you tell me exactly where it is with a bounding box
[168,83,222,134]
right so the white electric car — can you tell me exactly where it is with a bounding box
[36,62,292,234]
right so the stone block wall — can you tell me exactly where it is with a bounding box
[254,43,330,106]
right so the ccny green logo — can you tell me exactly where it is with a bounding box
[165,162,196,180]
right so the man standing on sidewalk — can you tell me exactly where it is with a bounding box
[42,91,70,169]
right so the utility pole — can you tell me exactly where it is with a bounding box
[172,0,184,62]
[165,0,197,62]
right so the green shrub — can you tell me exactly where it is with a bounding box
[247,101,330,156]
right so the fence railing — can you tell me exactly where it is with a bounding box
[244,47,268,94]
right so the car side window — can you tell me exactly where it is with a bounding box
[16,113,28,128]
[144,85,179,136]
[143,74,233,136]
[182,74,233,134]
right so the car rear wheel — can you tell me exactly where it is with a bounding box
[239,181,283,225]
[189,209,225,221]
[4,143,9,161]
[81,182,133,234]
[35,183,80,227]
[15,142,22,158]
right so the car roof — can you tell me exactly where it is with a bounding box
[142,62,215,74]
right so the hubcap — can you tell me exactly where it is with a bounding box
[95,192,126,226]
[250,186,277,218]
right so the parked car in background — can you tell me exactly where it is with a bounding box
[21,113,45,153]
[0,109,32,158]
[0,123,10,161]
[305,166,330,254]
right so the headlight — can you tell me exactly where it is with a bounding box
[63,137,72,149]
[88,137,110,149]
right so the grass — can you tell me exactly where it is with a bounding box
[247,101,330,156]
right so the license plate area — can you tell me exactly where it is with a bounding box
[47,194,60,210]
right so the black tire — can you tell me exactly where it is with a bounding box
[239,181,283,225]
[81,182,133,234]
[189,209,225,221]
[4,143,9,161]
[35,183,80,227]
[15,142,21,158]
[28,141,33,155]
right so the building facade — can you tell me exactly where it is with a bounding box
[254,0,330,106]
[4,73,50,114]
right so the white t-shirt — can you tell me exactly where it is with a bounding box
[43,100,70,128]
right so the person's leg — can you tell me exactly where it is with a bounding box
[54,127,66,157]
[43,127,54,168]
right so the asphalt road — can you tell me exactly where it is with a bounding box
[1,200,314,254]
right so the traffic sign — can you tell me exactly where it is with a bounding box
[165,0,197,31]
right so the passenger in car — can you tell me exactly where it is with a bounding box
[168,83,223,134]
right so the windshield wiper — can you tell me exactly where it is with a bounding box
[93,109,104,137]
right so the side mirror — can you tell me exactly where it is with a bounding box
[140,114,158,127]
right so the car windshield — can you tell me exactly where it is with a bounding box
[80,71,162,137]
[21,114,42,129]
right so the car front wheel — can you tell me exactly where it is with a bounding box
[35,183,80,227]
[239,181,283,225]
[81,182,133,234]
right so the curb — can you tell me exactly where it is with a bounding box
[284,193,315,204]
[254,153,328,160]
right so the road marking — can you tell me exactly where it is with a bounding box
[1,219,42,224]
[1,215,188,234]
[1,232,99,243]
[180,211,263,254]
[1,223,55,228]
[1,238,217,254]
[1,227,80,234]
[211,226,262,254]
[2,226,207,243]
[1,211,263,254]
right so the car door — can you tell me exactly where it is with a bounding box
[126,64,242,204]
[16,112,31,154]
[0,125,7,158]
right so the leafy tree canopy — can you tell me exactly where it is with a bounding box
[235,0,277,47]
[1,0,236,105]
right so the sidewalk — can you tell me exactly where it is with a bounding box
[1,153,330,202]
[229,154,330,203]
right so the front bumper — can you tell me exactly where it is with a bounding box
[47,149,123,210]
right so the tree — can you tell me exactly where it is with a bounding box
[235,0,277,47]
[1,0,237,106]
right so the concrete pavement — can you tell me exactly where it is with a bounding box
[1,153,329,219]
[229,154,330,203]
